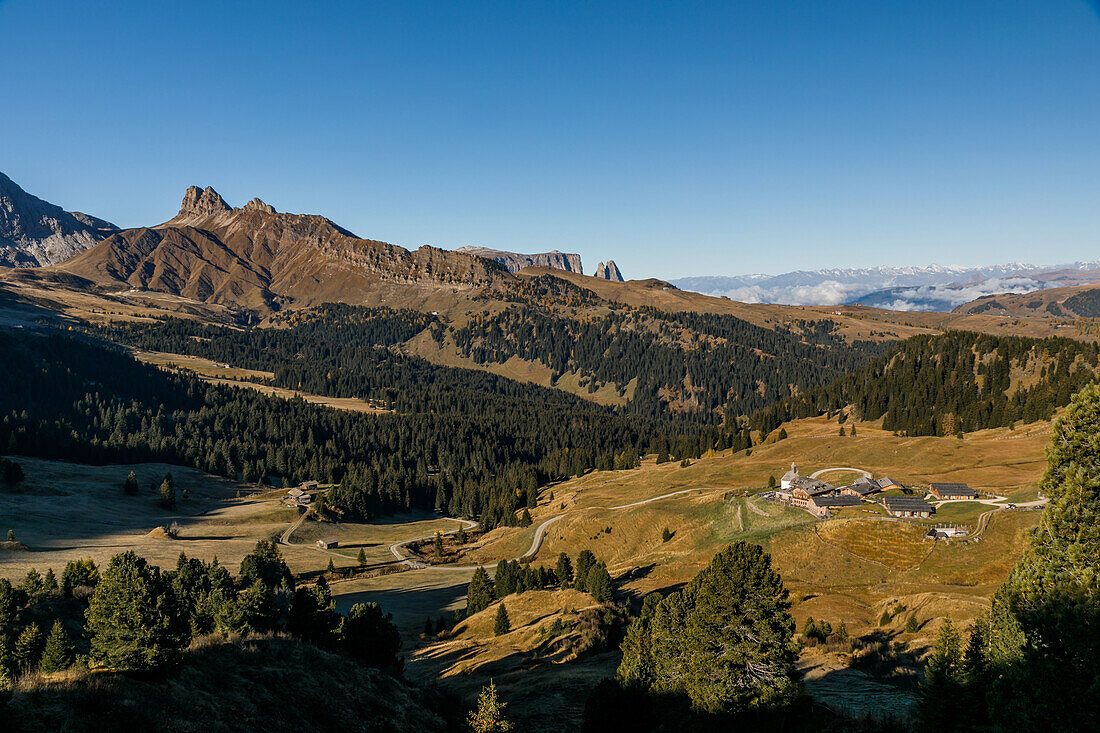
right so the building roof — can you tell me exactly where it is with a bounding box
[791,476,834,495]
[317,537,339,545]
[812,494,863,508]
[844,481,880,496]
[883,496,933,512]
[781,462,798,481]
[287,488,304,497]
[930,482,976,497]
[874,477,901,490]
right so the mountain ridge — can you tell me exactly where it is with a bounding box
[0,171,118,267]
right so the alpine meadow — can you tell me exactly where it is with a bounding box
[3,2,1100,732]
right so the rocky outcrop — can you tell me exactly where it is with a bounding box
[594,260,624,281]
[177,185,232,218]
[456,246,582,275]
[0,171,118,267]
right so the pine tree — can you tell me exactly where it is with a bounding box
[5,529,13,542]
[123,471,139,496]
[357,548,367,566]
[85,551,186,671]
[905,615,919,634]
[159,475,176,509]
[918,618,963,730]
[0,635,13,689]
[661,527,673,542]
[43,568,58,592]
[14,622,44,673]
[554,552,573,586]
[433,532,444,560]
[586,563,613,603]
[574,550,596,590]
[985,382,1100,730]
[645,541,799,713]
[519,509,532,527]
[466,567,494,616]
[494,603,511,636]
[38,620,74,673]
[468,681,513,733]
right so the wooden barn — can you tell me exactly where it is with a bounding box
[930,482,977,500]
[883,496,933,518]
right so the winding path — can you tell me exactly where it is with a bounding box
[810,467,872,480]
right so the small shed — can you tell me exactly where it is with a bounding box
[883,496,933,518]
[930,482,977,500]
[316,537,339,549]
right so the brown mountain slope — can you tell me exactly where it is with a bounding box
[55,186,507,311]
[953,283,1100,319]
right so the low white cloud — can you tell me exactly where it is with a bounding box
[716,280,868,306]
[712,276,1049,311]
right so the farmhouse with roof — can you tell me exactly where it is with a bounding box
[883,496,933,518]
[930,482,977,500]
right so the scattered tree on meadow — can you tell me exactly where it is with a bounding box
[574,550,596,590]
[341,602,402,670]
[38,620,74,673]
[433,532,444,560]
[123,470,139,496]
[554,552,573,587]
[494,603,511,636]
[468,681,513,733]
[5,529,13,542]
[661,527,673,542]
[159,473,176,509]
[906,615,920,634]
[466,567,494,616]
[357,548,367,566]
[917,618,963,730]
[0,457,23,486]
[619,541,799,714]
[585,563,613,603]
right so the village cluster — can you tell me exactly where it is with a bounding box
[766,463,979,535]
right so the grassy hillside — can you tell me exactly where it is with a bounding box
[4,634,449,732]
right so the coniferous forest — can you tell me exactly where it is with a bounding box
[750,331,1100,437]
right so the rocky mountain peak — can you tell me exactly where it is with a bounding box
[243,197,276,214]
[179,186,231,217]
[0,170,117,267]
[594,260,624,281]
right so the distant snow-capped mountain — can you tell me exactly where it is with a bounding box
[671,263,1100,311]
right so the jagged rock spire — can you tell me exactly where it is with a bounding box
[178,186,231,217]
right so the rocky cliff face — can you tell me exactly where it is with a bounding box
[594,260,624,281]
[0,171,118,267]
[456,246,583,275]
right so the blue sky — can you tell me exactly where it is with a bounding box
[1,1,1098,279]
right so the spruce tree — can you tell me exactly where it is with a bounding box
[468,681,513,733]
[85,551,185,671]
[357,548,367,566]
[918,618,963,730]
[574,550,596,590]
[554,552,573,586]
[123,471,139,496]
[466,567,494,616]
[433,532,444,560]
[986,382,1100,730]
[494,603,511,636]
[14,622,44,673]
[38,620,74,673]
[159,475,176,509]
[645,541,799,713]
[586,563,613,603]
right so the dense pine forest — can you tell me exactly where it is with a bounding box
[750,331,1100,436]
[0,327,738,527]
[452,306,893,420]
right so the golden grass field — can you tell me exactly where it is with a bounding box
[0,412,1054,731]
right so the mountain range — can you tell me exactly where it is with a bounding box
[672,263,1100,311]
[0,171,118,267]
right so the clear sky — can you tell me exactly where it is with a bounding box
[1,1,1098,279]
